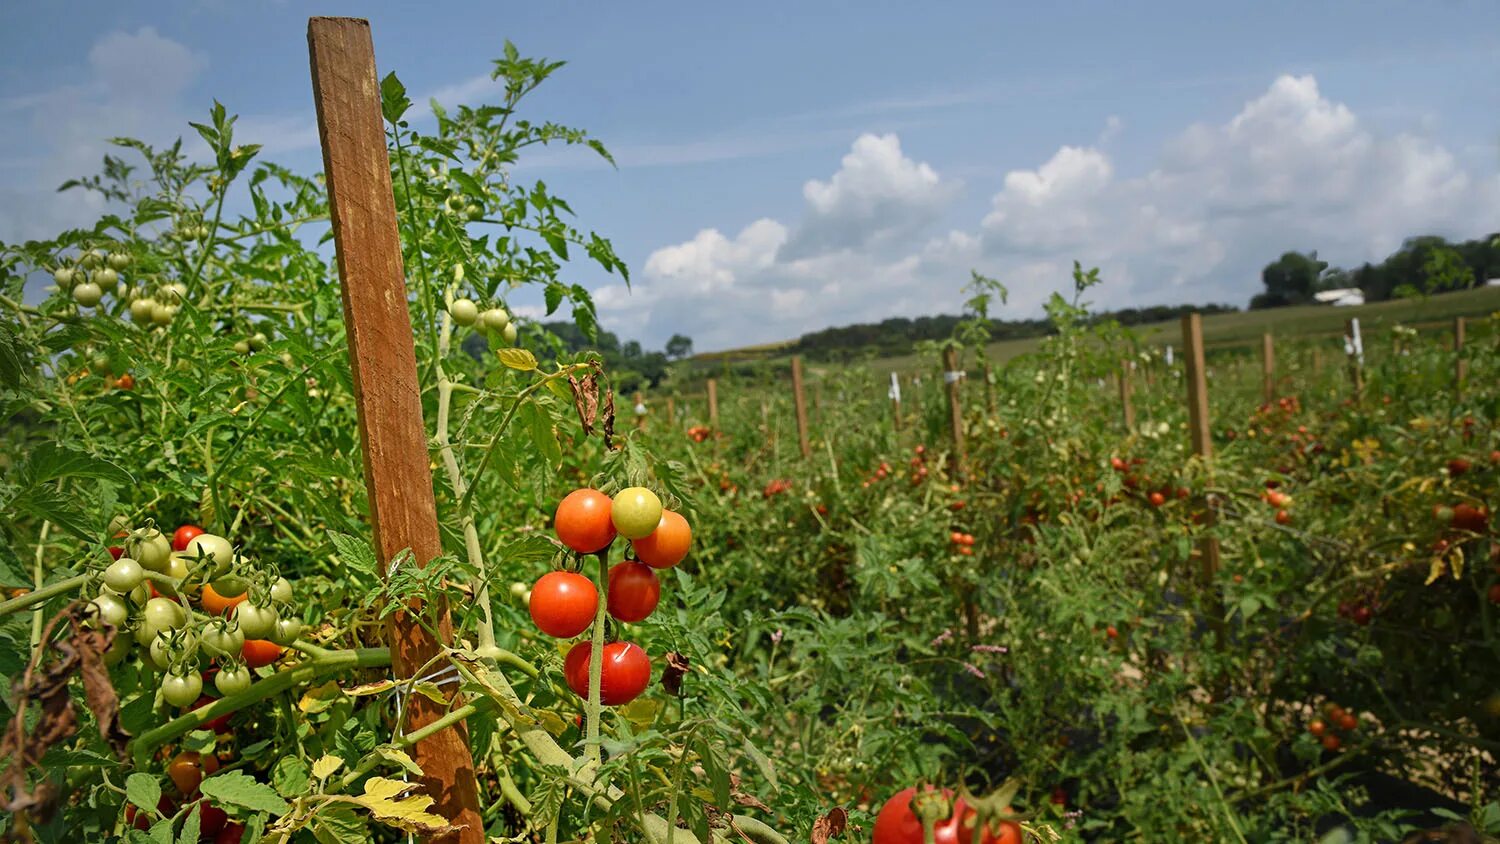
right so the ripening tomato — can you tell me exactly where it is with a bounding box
[1321,734,1342,751]
[611,487,663,540]
[1452,503,1490,534]
[563,640,651,705]
[872,786,1018,844]
[195,799,229,837]
[1338,712,1358,732]
[126,795,178,830]
[1148,491,1166,507]
[200,583,248,616]
[1307,719,1326,737]
[529,571,598,637]
[607,561,660,622]
[168,751,219,795]
[241,639,283,669]
[172,524,205,552]
[215,822,246,844]
[554,489,617,553]
[632,509,692,569]
[1275,509,1291,525]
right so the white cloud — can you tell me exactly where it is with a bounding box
[611,74,1500,351]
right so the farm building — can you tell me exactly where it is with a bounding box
[1314,287,1366,306]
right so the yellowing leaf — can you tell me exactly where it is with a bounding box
[354,778,455,834]
[299,681,345,713]
[410,681,449,706]
[374,748,423,777]
[312,755,344,781]
[497,348,537,371]
[344,678,400,697]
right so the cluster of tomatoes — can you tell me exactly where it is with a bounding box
[1262,485,1293,525]
[860,461,895,489]
[1306,702,1360,752]
[871,786,1022,844]
[762,478,793,498]
[948,531,976,557]
[447,293,519,346]
[686,424,713,443]
[909,444,931,486]
[531,486,692,706]
[125,751,245,841]
[92,521,299,705]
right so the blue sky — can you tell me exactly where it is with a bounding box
[2,2,1498,351]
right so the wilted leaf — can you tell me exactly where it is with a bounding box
[497,348,537,371]
[811,807,848,844]
[353,777,457,834]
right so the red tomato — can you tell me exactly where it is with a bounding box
[215,822,247,844]
[529,571,598,638]
[193,798,228,837]
[200,583,247,616]
[168,751,219,795]
[108,546,124,561]
[872,787,1018,844]
[632,509,692,569]
[554,489,617,553]
[607,561,661,622]
[172,524,205,552]
[1148,491,1166,507]
[242,639,283,669]
[1452,503,1490,534]
[1308,719,1326,737]
[564,640,651,705]
[126,795,178,830]
[1275,509,1291,525]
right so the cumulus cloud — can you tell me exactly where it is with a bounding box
[611,74,1499,351]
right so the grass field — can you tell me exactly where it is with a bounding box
[689,286,1500,379]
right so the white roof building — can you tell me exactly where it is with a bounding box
[1314,288,1365,306]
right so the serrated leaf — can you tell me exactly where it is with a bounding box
[310,804,368,844]
[125,772,162,815]
[354,778,455,834]
[272,755,311,797]
[312,754,344,781]
[199,770,291,815]
[373,748,422,777]
[177,800,202,844]
[410,681,449,705]
[522,401,561,467]
[497,348,537,371]
[329,531,378,576]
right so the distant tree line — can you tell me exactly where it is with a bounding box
[536,323,693,391]
[788,303,1238,363]
[1252,233,1499,309]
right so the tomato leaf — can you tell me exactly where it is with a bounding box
[311,755,344,781]
[741,737,779,793]
[124,772,162,815]
[199,770,291,815]
[272,755,311,797]
[309,804,368,843]
[498,348,538,371]
[354,777,456,834]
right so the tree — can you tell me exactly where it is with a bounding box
[1253,251,1328,309]
[665,333,693,360]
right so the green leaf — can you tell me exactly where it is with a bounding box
[120,693,157,736]
[522,401,561,467]
[741,737,779,792]
[696,737,732,810]
[497,348,538,371]
[125,772,163,815]
[543,281,565,315]
[542,231,569,260]
[0,318,28,387]
[329,531,379,577]
[177,800,202,844]
[20,443,133,487]
[272,755,311,797]
[310,804,368,844]
[12,487,98,543]
[199,770,291,815]
[380,72,411,124]
[449,170,484,199]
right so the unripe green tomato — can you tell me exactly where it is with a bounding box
[270,577,293,604]
[611,487,664,540]
[509,581,527,599]
[449,299,478,327]
[481,307,510,331]
[107,252,131,270]
[128,529,172,572]
[201,622,245,659]
[161,671,203,707]
[215,666,253,696]
[90,592,130,628]
[147,633,175,670]
[115,281,127,298]
[235,603,279,640]
[103,634,131,666]
[165,552,191,584]
[184,534,234,572]
[465,204,482,220]
[72,282,103,307]
[211,573,249,597]
[233,340,249,354]
[502,322,518,345]
[90,352,112,373]
[103,558,145,593]
[93,267,118,286]
[80,250,103,269]
[143,597,186,632]
[270,616,302,646]
[124,583,150,607]
[248,332,268,351]
[129,298,155,322]
[53,267,75,287]
[150,302,173,326]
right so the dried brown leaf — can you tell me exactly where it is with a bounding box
[811,807,848,844]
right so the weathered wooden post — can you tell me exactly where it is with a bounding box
[942,346,966,477]
[889,371,902,433]
[1261,332,1275,403]
[1181,314,1220,584]
[1455,316,1467,397]
[665,395,676,429]
[308,17,483,841]
[790,355,811,458]
[1118,360,1135,433]
[706,378,719,428]
[1344,318,1364,400]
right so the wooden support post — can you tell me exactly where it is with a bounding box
[1181,314,1220,583]
[1118,360,1135,433]
[942,346,966,477]
[1455,316,1467,397]
[665,396,675,428]
[1344,318,1364,400]
[889,372,902,433]
[1261,332,1275,404]
[706,378,719,429]
[790,356,811,458]
[307,17,482,841]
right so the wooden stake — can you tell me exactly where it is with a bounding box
[1455,316,1467,397]
[706,378,719,428]
[1181,314,1220,581]
[790,356,811,458]
[665,396,675,428]
[942,346,966,477]
[307,17,481,841]
[890,372,902,433]
[1261,332,1275,403]
[1345,318,1364,400]
[1118,360,1135,433]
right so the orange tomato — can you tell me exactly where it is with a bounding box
[632,509,692,569]
[554,489,617,553]
[200,584,247,616]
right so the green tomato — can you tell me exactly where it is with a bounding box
[233,340,250,354]
[248,332,268,351]
[79,250,103,269]
[103,634,132,666]
[450,298,478,327]
[150,302,174,326]
[103,558,145,593]
[147,633,175,670]
[142,597,186,634]
[107,252,131,270]
[215,666,253,696]
[129,298,155,322]
[185,534,234,573]
[481,307,510,331]
[161,671,203,707]
[270,577,293,604]
[270,616,302,646]
[128,529,172,572]
[92,267,118,286]
[124,583,150,607]
[53,267,75,287]
[611,487,664,540]
[235,603,279,640]
[200,621,244,658]
[90,592,130,628]
[72,282,103,307]
[502,322,518,345]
